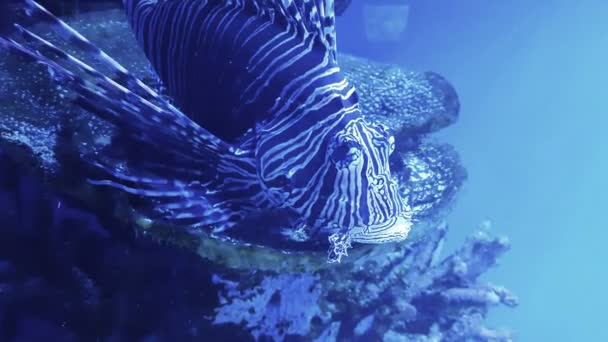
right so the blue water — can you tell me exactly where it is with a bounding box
[340,1,607,340]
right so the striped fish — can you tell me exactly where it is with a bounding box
[0,0,412,262]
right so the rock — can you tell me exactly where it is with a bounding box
[340,55,461,147]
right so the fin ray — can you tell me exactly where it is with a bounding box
[0,0,267,231]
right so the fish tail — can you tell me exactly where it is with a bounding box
[0,0,262,230]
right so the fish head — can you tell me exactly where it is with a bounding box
[314,118,412,245]
[258,114,412,254]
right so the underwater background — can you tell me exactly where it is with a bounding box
[336,0,606,341]
[0,0,606,341]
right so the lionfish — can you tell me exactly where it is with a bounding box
[0,0,412,262]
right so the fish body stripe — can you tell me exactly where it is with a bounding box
[123,0,344,142]
[123,0,407,237]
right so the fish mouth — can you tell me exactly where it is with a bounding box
[348,215,412,244]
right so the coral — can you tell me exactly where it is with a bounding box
[213,273,325,341]
[195,222,517,341]
[315,222,517,340]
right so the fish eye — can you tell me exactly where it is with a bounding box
[372,123,396,155]
[328,134,363,168]
[375,123,391,134]
[388,135,395,155]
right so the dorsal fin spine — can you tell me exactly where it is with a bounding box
[124,0,336,62]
